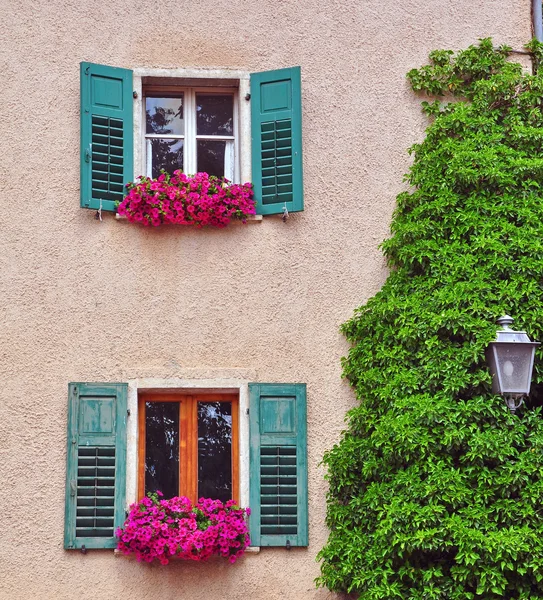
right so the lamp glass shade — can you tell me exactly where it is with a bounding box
[488,342,537,396]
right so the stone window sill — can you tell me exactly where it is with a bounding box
[115,214,263,223]
[114,546,261,557]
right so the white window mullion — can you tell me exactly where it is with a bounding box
[146,139,152,178]
[186,89,197,174]
[144,134,185,139]
[194,135,235,140]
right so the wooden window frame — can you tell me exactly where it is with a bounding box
[138,392,239,504]
[143,86,240,182]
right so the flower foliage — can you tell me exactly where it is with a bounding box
[116,492,250,564]
[117,171,256,227]
[318,39,543,599]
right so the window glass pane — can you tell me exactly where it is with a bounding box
[197,140,234,179]
[149,139,184,178]
[145,402,179,499]
[198,401,232,502]
[196,94,233,136]
[146,97,184,135]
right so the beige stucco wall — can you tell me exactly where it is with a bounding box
[0,1,531,598]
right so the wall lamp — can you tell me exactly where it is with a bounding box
[486,315,539,413]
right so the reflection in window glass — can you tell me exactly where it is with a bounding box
[146,97,184,135]
[148,139,184,178]
[197,140,235,179]
[145,402,180,499]
[198,402,232,502]
[196,94,233,136]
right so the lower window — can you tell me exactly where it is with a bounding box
[138,392,239,503]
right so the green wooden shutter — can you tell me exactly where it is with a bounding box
[64,382,127,549]
[250,67,303,216]
[249,383,308,547]
[80,62,133,212]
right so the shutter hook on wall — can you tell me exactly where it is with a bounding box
[95,199,103,222]
[286,540,291,550]
[282,204,289,223]
[81,545,88,555]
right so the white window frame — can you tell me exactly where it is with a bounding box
[133,68,252,184]
[145,88,239,181]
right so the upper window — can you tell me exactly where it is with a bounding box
[138,392,239,503]
[144,88,237,180]
[79,62,304,216]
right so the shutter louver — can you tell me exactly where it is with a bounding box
[80,63,133,212]
[76,447,116,537]
[91,116,125,202]
[261,120,293,206]
[260,446,298,535]
[250,67,303,215]
[249,383,308,547]
[64,383,127,550]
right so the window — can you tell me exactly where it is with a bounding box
[145,89,237,181]
[64,381,308,550]
[138,392,239,503]
[80,62,304,216]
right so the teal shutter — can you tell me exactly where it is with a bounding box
[80,62,133,212]
[250,67,303,216]
[64,382,127,549]
[249,383,308,547]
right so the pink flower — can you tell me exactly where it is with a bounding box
[118,172,255,228]
[116,492,250,564]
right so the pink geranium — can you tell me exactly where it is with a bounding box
[116,492,251,564]
[117,171,256,228]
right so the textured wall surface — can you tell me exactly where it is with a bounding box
[0,1,531,598]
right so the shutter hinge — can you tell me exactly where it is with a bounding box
[282,205,289,222]
[127,409,131,417]
[94,199,103,222]
[245,93,251,101]
[84,148,91,163]
[245,408,249,415]
[70,480,77,497]
[286,540,291,550]
[133,91,138,99]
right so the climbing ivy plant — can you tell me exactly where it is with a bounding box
[318,39,543,599]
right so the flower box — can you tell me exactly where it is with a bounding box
[116,492,250,564]
[116,172,256,228]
